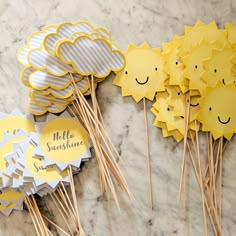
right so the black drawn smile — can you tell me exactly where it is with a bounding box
[222,79,226,85]
[190,102,199,107]
[136,76,149,85]
[218,116,230,124]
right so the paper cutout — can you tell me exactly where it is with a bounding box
[162,36,188,93]
[17,25,57,66]
[57,36,125,78]
[182,41,221,95]
[28,48,74,76]
[197,82,236,140]
[33,112,91,171]
[30,79,89,99]
[29,70,82,90]
[29,100,67,115]
[44,21,111,56]
[0,109,35,141]
[202,43,236,86]
[179,21,227,56]
[11,138,69,195]
[114,42,167,102]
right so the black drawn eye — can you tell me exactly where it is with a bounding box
[214,69,217,73]
[125,71,128,74]
[167,107,170,111]
[209,107,212,111]
[177,92,181,95]
[155,67,158,71]
[195,65,198,69]
[176,61,178,65]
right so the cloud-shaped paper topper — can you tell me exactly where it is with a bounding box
[57,36,125,78]
[17,25,57,66]
[44,21,111,56]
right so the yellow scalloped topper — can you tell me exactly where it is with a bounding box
[202,43,236,86]
[182,41,222,95]
[166,86,200,122]
[179,21,227,56]
[152,92,185,133]
[162,36,188,93]
[114,42,167,103]
[197,82,236,140]
[225,23,236,46]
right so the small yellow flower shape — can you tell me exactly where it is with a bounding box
[113,42,167,103]
[197,82,236,140]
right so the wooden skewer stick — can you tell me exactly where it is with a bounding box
[143,98,153,209]
[194,121,208,236]
[24,197,41,236]
[70,77,133,200]
[186,141,219,236]
[178,93,190,202]
[42,214,71,236]
[219,137,223,230]
[50,193,74,235]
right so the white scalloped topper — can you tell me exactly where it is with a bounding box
[33,112,92,172]
[17,25,57,66]
[8,138,69,196]
[0,109,35,141]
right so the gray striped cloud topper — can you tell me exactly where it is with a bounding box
[58,37,125,78]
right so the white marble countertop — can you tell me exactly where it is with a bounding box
[0,0,236,235]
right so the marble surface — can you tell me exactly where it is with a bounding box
[0,0,236,235]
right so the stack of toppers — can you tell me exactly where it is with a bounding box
[114,21,236,236]
[14,21,133,235]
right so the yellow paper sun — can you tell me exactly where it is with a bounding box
[166,86,200,123]
[202,43,236,87]
[197,82,236,140]
[182,41,223,95]
[113,42,167,103]
[162,36,189,93]
[179,21,227,56]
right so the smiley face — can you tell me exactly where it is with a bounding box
[197,83,236,140]
[113,42,167,102]
[202,43,236,86]
[163,36,189,93]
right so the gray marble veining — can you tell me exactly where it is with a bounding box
[0,0,236,235]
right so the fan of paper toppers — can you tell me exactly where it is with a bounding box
[0,20,235,236]
[114,21,236,236]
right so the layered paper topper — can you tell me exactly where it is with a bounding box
[114,42,167,102]
[17,21,125,115]
[197,82,236,140]
[33,112,91,172]
[150,21,236,141]
[0,109,92,215]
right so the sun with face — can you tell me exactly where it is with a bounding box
[162,36,189,93]
[113,42,167,102]
[197,82,236,140]
[202,43,236,87]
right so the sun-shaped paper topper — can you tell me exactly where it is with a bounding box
[197,82,236,140]
[114,42,167,103]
